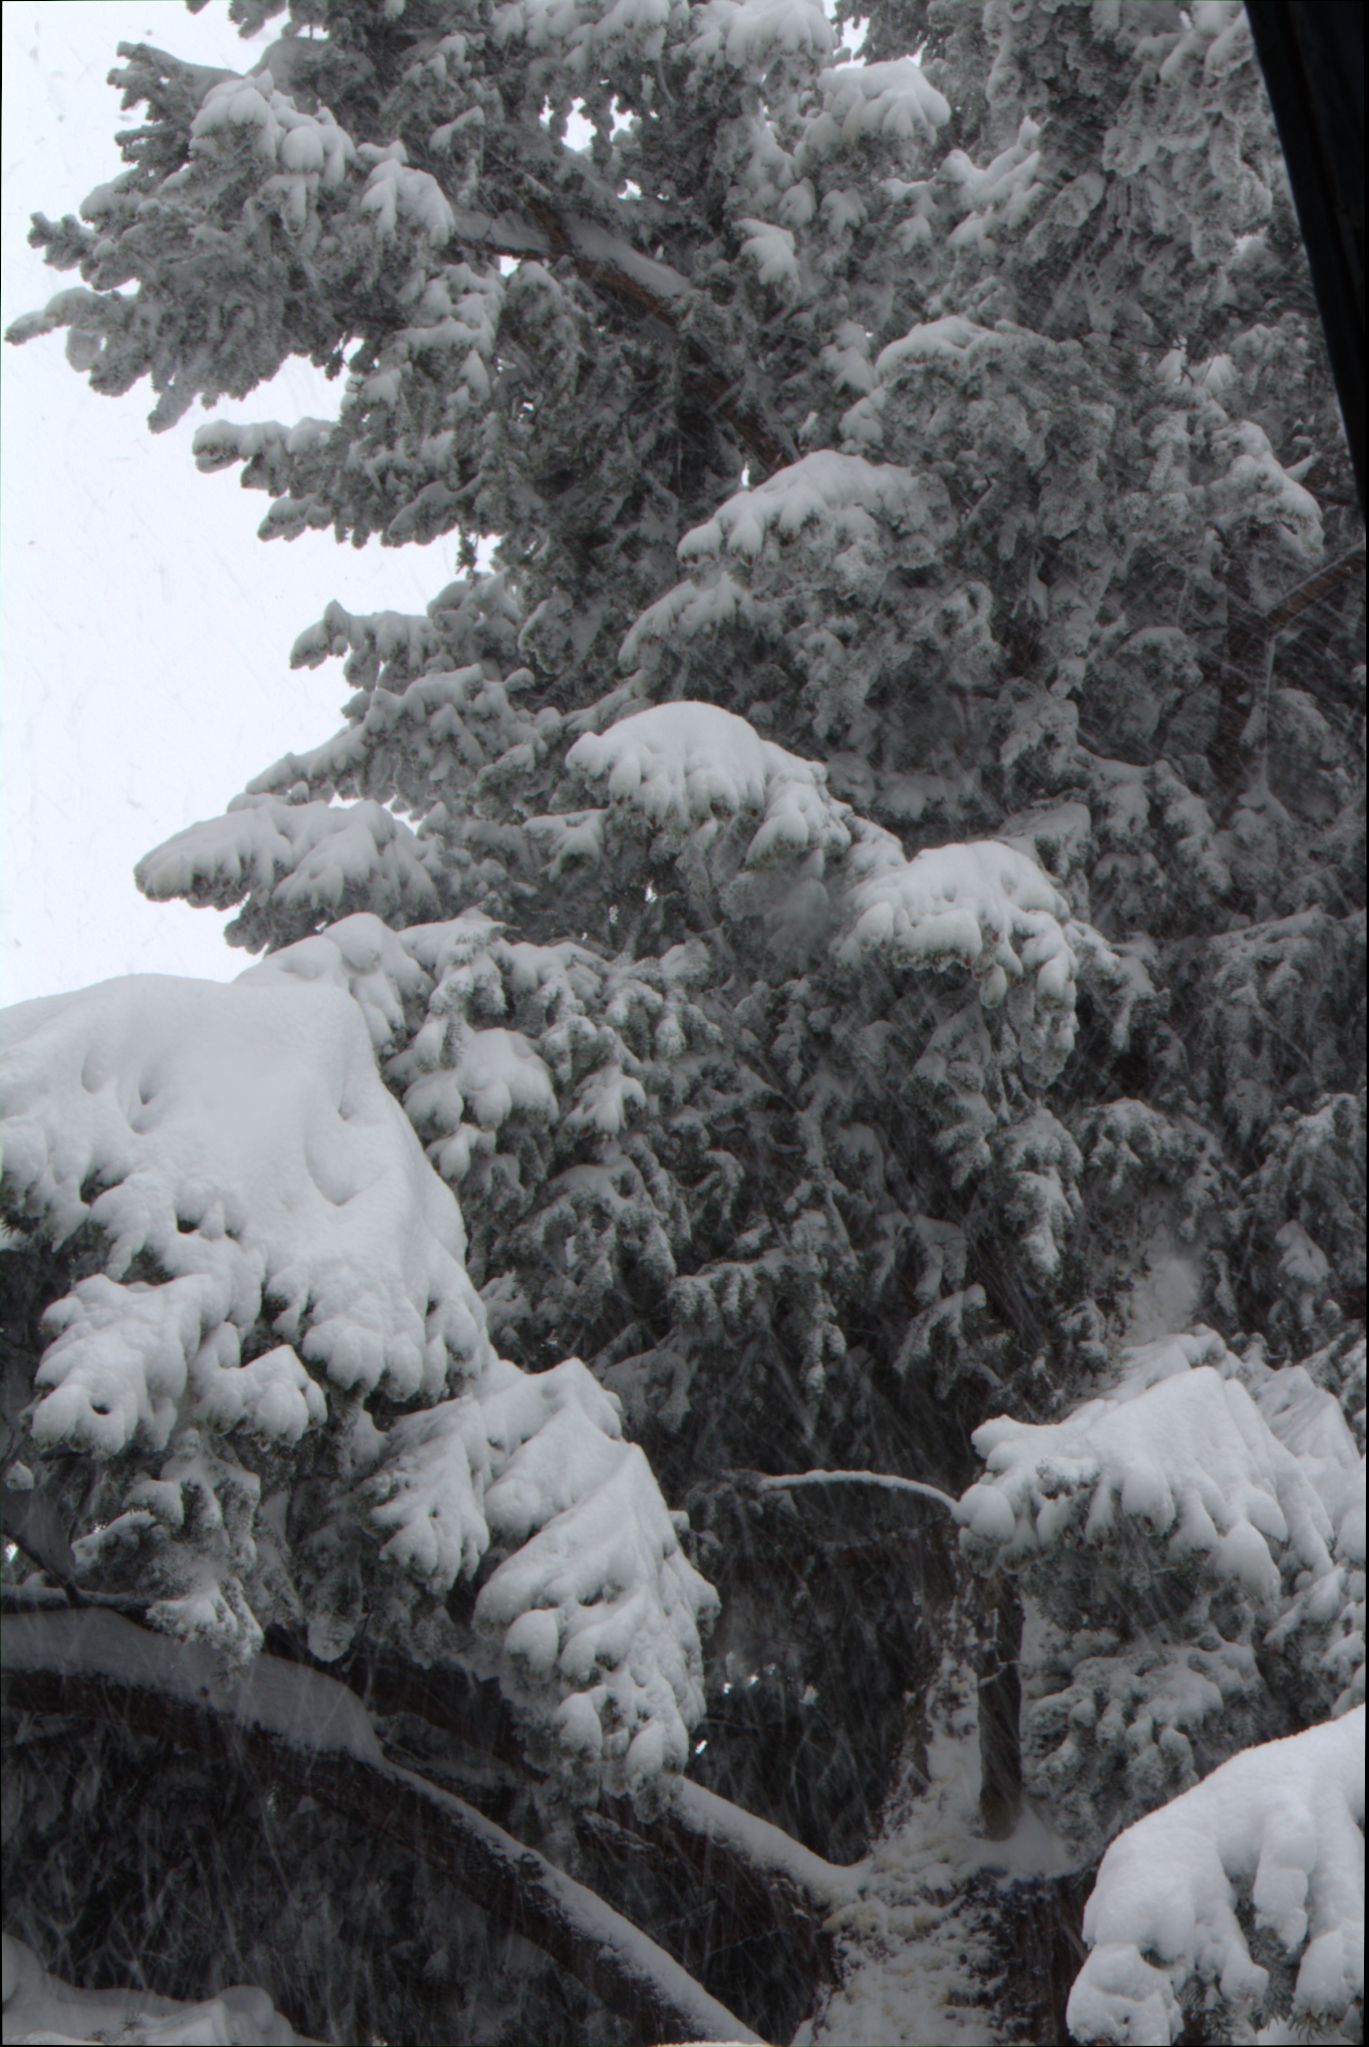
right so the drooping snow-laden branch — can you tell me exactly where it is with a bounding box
[0,1607,762,2047]
[3,1585,853,2016]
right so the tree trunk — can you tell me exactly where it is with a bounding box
[977,1578,1024,1841]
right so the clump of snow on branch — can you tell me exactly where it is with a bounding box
[568,701,851,862]
[1067,1706,1365,2045]
[812,56,951,151]
[959,1331,1344,1601]
[362,1354,717,1796]
[960,1330,1366,1759]
[136,792,439,949]
[0,973,488,1448]
[357,143,456,243]
[839,836,1088,1010]
[689,0,833,71]
[471,1361,719,1794]
[190,67,355,237]
[677,450,928,561]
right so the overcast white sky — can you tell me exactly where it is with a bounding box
[1,1,452,1006]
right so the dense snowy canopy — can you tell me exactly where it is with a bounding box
[2,0,1364,2042]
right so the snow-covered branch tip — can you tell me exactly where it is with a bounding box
[756,1470,962,1513]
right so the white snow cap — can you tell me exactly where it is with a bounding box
[137,792,439,936]
[959,1330,1342,1600]
[817,56,951,146]
[1068,1706,1365,2043]
[690,0,832,69]
[678,450,927,560]
[0,973,489,1455]
[568,700,850,862]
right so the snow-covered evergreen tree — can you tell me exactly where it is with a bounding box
[3,2,1363,2042]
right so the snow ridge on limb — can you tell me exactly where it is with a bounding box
[1067,1707,1365,2045]
[1,1607,761,2047]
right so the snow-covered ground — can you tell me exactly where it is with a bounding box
[798,1644,1070,2046]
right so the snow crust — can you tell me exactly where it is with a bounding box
[1068,1707,1365,2043]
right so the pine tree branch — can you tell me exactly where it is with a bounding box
[431,189,795,481]
[0,1607,763,2047]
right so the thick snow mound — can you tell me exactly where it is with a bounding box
[959,1342,1339,1601]
[0,973,489,1453]
[1068,1707,1366,2043]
